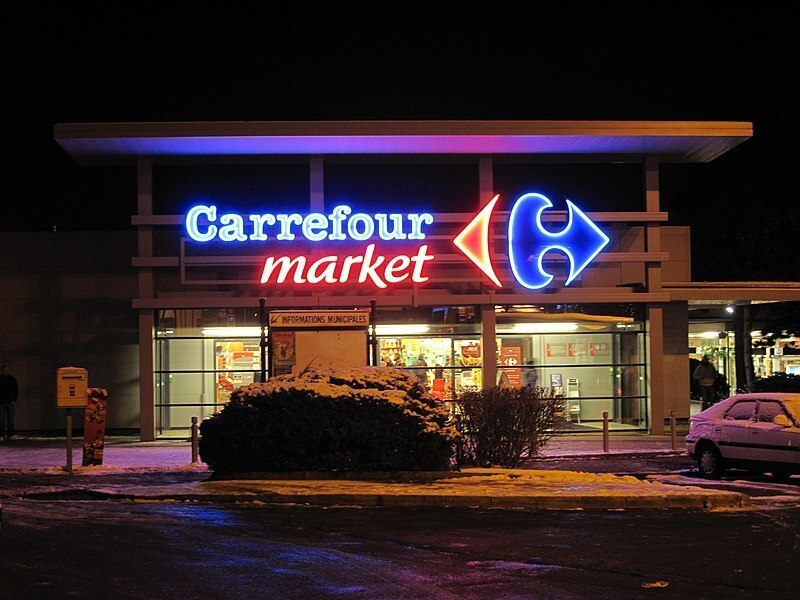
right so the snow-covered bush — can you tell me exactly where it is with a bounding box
[199,367,459,472]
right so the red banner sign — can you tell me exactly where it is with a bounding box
[82,388,108,467]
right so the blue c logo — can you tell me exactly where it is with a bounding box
[508,193,610,289]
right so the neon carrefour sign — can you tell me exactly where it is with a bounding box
[185,205,435,288]
[507,193,610,289]
[185,193,609,289]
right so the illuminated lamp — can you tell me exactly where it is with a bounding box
[508,322,579,334]
[375,324,431,336]
[201,327,264,337]
[698,331,722,339]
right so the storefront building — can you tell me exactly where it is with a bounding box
[47,120,784,440]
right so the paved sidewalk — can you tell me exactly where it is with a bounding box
[0,436,195,469]
[537,433,684,458]
[0,432,747,511]
[0,432,685,469]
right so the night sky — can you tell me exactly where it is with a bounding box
[6,6,798,281]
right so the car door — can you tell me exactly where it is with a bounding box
[719,399,757,462]
[751,400,800,468]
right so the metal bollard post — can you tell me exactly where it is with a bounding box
[670,410,677,451]
[66,408,73,474]
[191,416,199,464]
[602,411,609,453]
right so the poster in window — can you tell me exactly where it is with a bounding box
[546,343,567,357]
[499,346,522,388]
[272,331,296,376]
[568,342,588,357]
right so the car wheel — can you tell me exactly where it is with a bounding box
[697,444,725,479]
[769,467,793,482]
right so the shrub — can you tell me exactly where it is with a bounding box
[453,386,565,468]
[199,367,458,473]
[749,372,800,393]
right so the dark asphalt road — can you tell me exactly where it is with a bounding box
[1,496,799,599]
[1,454,798,599]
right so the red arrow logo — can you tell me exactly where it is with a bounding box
[453,194,502,287]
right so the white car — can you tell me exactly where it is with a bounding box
[686,393,800,480]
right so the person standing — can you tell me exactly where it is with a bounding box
[693,355,718,410]
[521,359,538,388]
[0,365,19,440]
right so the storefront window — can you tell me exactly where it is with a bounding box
[155,306,647,436]
[496,329,646,431]
[377,335,482,400]
[155,309,263,437]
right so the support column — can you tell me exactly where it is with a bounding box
[137,158,154,298]
[481,305,497,390]
[644,158,662,291]
[662,302,690,423]
[138,310,156,441]
[479,155,493,206]
[310,156,324,212]
[478,156,497,389]
[647,302,689,434]
[647,304,665,434]
[734,302,754,390]
[136,158,156,441]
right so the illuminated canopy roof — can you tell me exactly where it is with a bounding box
[54,120,752,164]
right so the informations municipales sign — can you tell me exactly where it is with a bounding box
[268,310,370,329]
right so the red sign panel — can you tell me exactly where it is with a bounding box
[82,388,108,467]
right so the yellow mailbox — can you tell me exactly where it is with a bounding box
[57,367,88,408]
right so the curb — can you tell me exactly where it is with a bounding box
[22,466,748,511]
[43,487,748,510]
[530,450,689,461]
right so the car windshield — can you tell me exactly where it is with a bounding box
[758,401,787,422]
[725,401,756,421]
[782,399,800,423]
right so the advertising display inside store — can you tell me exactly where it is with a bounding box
[378,337,483,400]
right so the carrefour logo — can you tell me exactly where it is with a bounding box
[454,192,609,289]
[508,193,609,289]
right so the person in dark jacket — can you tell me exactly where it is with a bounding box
[0,365,19,439]
[693,355,718,410]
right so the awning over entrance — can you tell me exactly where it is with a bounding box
[54,120,753,164]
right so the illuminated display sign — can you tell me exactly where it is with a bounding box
[269,310,370,328]
[186,204,435,289]
[185,205,434,243]
[507,193,610,289]
[184,193,608,290]
[454,192,609,289]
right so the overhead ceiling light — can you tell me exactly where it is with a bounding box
[375,324,430,336]
[697,331,722,339]
[725,305,735,314]
[509,322,579,334]
[201,327,264,337]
